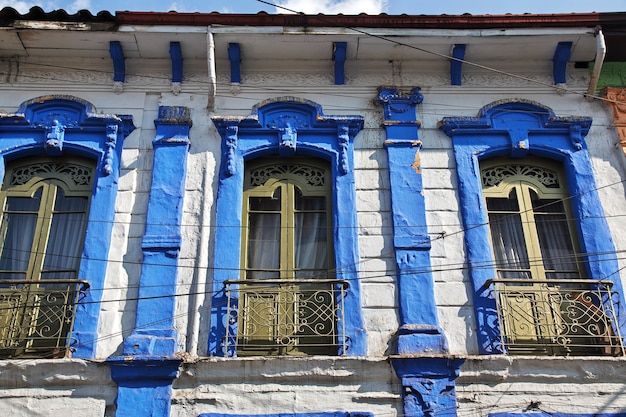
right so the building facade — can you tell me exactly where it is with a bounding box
[1,7,626,417]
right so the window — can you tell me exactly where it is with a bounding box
[440,99,625,356]
[230,158,342,355]
[483,159,581,282]
[482,159,621,355]
[0,157,93,358]
[211,98,366,356]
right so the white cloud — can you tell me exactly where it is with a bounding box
[67,0,91,12]
[0,1,38,13]
[275,0,387,14]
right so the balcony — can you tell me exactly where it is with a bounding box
[489,279,625,356]
[0,279,89,359]
[224,279,348,356]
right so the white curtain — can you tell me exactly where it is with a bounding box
[0,190,41,281]
[532,196,578,279]
[246,188,281,280]
[42,188,88,281]
[487,191,531,279]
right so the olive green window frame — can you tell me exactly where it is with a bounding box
[0,156,94,358]
[482,157,622,355]
[237,158,336,356]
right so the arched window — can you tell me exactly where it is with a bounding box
[211,98,366,357]
[482,158,581,282]
[440,99,624,356]
[235,158,339,355]
[0,157,94,358]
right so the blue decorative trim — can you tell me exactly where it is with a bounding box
[450,44,466,86]
[122,106,191,357]
[228,43,241,83]
[439,99,624,354]
[210,98,366,356]
[333,42,347,85]
[490,414,626,417]
[0,95,135,358]
[109,41,125,83]
[170,42,183,84]
[200,413,374,417]
[377,88,449,355]
[392,357,464,417]
[108,357,181,417]
[553,41,572,85]
[378,87,424,121]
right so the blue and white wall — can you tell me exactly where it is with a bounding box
[1,20,626,417]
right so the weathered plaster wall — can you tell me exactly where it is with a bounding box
[1,35,626,417]
[0,360,115,416]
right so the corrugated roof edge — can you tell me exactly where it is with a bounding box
[0,6,116,25]
[2,7,626,30]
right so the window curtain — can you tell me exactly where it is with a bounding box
[42,188,88,281]
[0,190,42,281]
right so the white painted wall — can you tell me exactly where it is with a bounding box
[1,24,626,417]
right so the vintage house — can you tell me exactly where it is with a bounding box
[1,7,626,417]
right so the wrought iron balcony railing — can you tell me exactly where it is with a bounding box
[224,279,349,356]
[0,279,89,359]
[489,279,625,356]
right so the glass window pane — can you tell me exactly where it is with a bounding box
[294,212,328,271]
[42,188,88,280]
[0,190,43,276]
[534,210,578,278]
[249,188,281,211]
[295,189,326,210]
[247,212,281,273]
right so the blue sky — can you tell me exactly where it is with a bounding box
[0,0,625,15]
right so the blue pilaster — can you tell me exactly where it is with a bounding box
[122,106,191,357]
[378,87,449,354]
[392,357,465,417]
[109,358,181,417]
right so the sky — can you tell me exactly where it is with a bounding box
[0,0,625,15]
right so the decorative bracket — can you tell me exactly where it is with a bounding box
[553,41,572,89]
[279,123,297,156]
[228,43,241,84]
[450,44,466,86]
[333,42,347,85]
[603,87,626,157]
[225,124,239,176]
[378,87,424,121]
[104,124,118,176]
[169,42,183,95]
[44,119,65,155]
[509,127,530,157]
[338,125,350,174]
[109,41,125,94]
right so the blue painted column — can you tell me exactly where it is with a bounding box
[109,106,190,417]
[379,87,462,417]
[392,357,465,417]
[378,87,448,354]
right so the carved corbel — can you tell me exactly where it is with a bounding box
[103,124,118,176]
[338,124,350,175]
[225,124,239,176]
[509,128,530,157]
[45,119,65,154]
[402,377,458,417]
[603,87,626,157]
[569,124,583,151]
[279,123,297,156]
